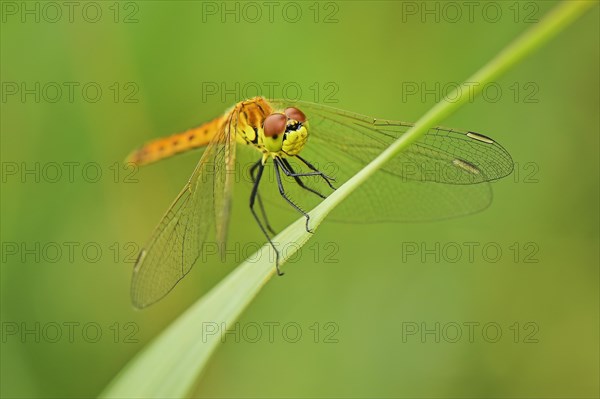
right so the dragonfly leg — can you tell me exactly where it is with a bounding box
[249,160,283,276]
[295,155,336,190]
[249,159,276,235]
[276,157,327,199]
[273,160,313,234]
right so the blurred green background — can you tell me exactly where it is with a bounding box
[1,1,598,398]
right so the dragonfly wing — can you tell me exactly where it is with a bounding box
[131,114,237,309]
[266,99,513,222]
[328,168,494,222]
[271,100,513,183]
[212,111,238,246]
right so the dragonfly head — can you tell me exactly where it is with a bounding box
[262,107,309,156]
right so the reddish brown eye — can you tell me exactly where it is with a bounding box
[284,107,306,123]
[263,113,287,138]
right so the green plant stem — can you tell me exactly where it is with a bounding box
[311,0,596,224]
[100,2,596,397]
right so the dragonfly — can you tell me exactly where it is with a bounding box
[127,96,513,308]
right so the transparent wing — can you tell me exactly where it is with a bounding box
[254,99,514,223]
[130,112,237,309]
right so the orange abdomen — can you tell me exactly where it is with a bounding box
[126,116,224,166]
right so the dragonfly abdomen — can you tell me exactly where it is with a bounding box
[126,116,224,166]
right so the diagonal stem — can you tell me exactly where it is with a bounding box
[100,2,596,398]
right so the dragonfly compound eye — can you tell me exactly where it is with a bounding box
[284,107,306,123]
[263,113,287,138]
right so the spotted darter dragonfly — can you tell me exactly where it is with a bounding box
[127,97,513,308]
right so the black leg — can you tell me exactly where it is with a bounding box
[277,158,326,199]
[273,160,313,233]
[249,159,276,235]
[249,160,283,275]
[295,155,336,190]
